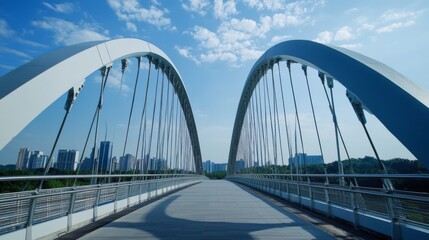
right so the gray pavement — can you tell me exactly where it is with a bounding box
[78,180,337,239]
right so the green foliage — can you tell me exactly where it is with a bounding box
[241,157,429,192]
[205,171,226,179]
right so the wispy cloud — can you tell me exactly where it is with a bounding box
[0,47,32,60]
[107,0,175,31]
[93,67,130,94]
[32,17,109,45]
[0,64,15,70]
[16,38,48,48]
[42,2,75,14]
[376,20,415,33]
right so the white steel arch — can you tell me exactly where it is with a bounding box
[0,38,203,174]
[228,40,429,173]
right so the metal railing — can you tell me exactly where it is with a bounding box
[228,173,429,240]
[0,174,204,239]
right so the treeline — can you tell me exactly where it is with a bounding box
[205,171,227,179]
[0,168,194,193]
[239,157,429,192]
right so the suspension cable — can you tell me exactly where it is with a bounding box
[132,58,152,179]
[277,62,294,176]
[264,66,277,173]
[271,65,285,171]
[122,57,142,160]
[286,61,306,176]
[146,61,161,174]
[302,65,324,160]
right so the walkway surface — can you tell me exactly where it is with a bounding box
[78,180,338,239]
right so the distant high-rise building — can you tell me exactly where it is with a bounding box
[119,154,135,172]
[16,147,30,170]
[98,141,112,173]
[56,150,79,171]
[288,153,323,167]
[213,163,228,172]
[30,151,48,169]
[203,160,213,173]
[111,156,118,172]
[236,159,245,172]
[78,147,95,172]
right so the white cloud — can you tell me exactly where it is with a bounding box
[126,22,137,32]
[107,0,174,30]
[376,20,415,33]
[192,26,220,48]
[271,35,291,43]
[42,2,75,13]
[335,26,353,41]
[0,19,15,37]
[339,43,362,49]
[243,0,286,11]
[175,46,200,64]
[314,31,333,44]
[181,0,210,15]
[180,0,324,65]
[214,0,238,19]
[32,17,109,45]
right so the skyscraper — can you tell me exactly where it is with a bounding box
[30,151,48,169]
[56,150,79,171]
[16,147,30,170]
[119,154,136,172]
[98,141,112,173]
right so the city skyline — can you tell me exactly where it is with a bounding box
[1,1,429,165]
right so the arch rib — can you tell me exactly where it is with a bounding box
[228,40,429,174]
[0,38,203,174]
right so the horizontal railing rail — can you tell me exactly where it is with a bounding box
[0,174,205,239]
[228,174,429,240]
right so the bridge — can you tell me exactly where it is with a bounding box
[0,38,428,240]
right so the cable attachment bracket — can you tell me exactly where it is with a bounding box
[64,80,84,112]
[346,90,371,124]
[121,59,128,73]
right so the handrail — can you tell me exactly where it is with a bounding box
[0,173,199,182]
[231,173,429,179]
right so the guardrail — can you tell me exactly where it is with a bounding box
[228,174,429,240]
[0,174,205,240]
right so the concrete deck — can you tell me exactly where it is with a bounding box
[78,180,338,239]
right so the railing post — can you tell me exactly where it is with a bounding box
[127,183,131,207]
[139,180,143,203]
[114,184,119,213]
[324,183,331,217]
[349,185,359,228]
[25,194,37,240]
[67,191,76,232]
[308,179,314,211]
[386,193,401,240]
[93,186,101,221]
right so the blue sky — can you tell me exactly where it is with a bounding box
[1,0,429,165]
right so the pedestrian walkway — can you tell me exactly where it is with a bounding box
[78,180,337,239]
